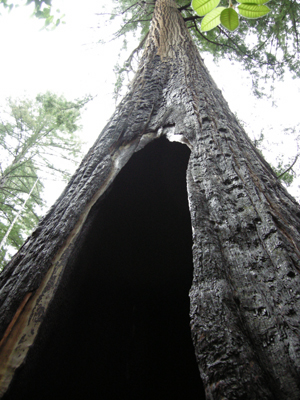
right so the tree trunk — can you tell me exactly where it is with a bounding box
[0,0,300,398]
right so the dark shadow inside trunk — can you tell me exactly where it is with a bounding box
[4,136,206,400]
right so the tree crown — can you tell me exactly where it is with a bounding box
[2,0,299,96]
[107,0,300,97]
[0,92,91,269]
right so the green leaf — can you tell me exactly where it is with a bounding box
[201,7,226,32]
[220,8,239,31]
[238,0,269,3]
[0,92,91,270]
[192,0,220,17]
[238,4,271,18]
[42,7,50,17]
[44,15,54,26]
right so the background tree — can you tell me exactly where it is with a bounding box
[253,126,300,188]
[0,92,90,268]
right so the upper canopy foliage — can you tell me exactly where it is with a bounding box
[0,0,62,27]
[2,0,299,95]
[107,0,300,97]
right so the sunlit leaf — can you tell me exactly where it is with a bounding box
[42,7,50,17]
[238,4,271,18]
[192,0,220,17]
[238,0,269,3]
[220,8,239,31]
[201,6,226,31]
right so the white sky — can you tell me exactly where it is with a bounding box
[0,0,300,207]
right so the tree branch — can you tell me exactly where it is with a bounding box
[178,2,192,12]
[277,154,299,179]
[184,15,201,22]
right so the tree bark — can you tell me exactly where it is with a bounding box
[0,0,300,398]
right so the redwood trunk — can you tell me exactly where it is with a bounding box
[0,0,300,399]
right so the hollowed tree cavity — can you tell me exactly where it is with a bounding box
[4,136,205,400]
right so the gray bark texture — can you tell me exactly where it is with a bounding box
[0,0,300,398]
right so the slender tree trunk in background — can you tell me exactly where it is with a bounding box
[0,178,39,253]
[0,0,299,398]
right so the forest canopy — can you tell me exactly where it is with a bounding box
[1,0,299,96]
[105,0,300,97]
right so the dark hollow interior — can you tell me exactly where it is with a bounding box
[4,136,205,400]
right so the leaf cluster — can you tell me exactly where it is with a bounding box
[107,0,155,41]
[192,0,270,32]
[274,160,296,185]
[0,92,91,269]
[107,0,300,98]
[0,0,63,28]
[254,127,300,188]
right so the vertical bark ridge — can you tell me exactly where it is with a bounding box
[143,1,300,397]
[145,0,186,59]
[184,43,300,397]
[182,30,300,400]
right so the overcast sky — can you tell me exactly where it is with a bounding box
[0,0,299,206]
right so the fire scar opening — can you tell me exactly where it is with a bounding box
[3,136,205,400]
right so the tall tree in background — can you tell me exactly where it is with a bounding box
[0,92,90,268]
[0,1,300,399]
